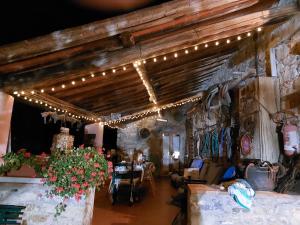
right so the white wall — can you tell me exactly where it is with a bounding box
[84,123,104,147]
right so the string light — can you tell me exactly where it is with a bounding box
[134,60,158,105]
[13,28,264,123]
[107,94,202,125]
[28,29,262,93]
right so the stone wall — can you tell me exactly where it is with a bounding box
[0,181,95,225]
[117,107,188,174]
[275,42,300,99]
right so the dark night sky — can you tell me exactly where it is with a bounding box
[0,0,170,46]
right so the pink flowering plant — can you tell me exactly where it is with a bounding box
[0,147,112,217]
[0,149,45,176]
[41,147,111,216]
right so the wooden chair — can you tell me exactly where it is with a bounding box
[0,205,26,225]
[143,162,156,196]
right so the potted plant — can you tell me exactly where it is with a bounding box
[0,147,112,216]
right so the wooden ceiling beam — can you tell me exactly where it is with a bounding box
[14,92,98,118]
[65,78,145,104]
[49,71,139,97]
[73,86,148,108]
[1,1,294,90]
[0,0,261,64]
[92,98,154,115]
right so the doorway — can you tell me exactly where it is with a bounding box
[161,133,180,175]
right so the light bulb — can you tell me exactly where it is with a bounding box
[112,69,116,73]
[247,32,251,37]
[31,91,35,94]
[21,91,25,95]
[40,89,44,93]
[185,49,189,54]
[205,44,208,48]
[257,27,262,32]
[153,58,157,62]
[143,60,146,64]
[51,87,55,91]
[90,73,95,77]
[215,41,219,46]
[174,53,178,58]
[237,36,241,40]
[82,78,86,82]
[123,66,126,71]
[61,84,65,88]
[102,72,106,76]
[13,91,18,95]
[163,56,167,61]
[226,39,230,44]
[194,46,198,50]
[71,81,75,85]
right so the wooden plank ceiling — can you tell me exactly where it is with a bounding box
[0,0,299,121]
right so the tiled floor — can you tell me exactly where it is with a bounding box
[92,178,180,225]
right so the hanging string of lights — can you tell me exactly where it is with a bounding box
[101,93,203,127]
[12,91,98,122]
[11,27,262,124]
[133,60,158,104]
[12,27,263,96]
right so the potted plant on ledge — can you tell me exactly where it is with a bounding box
[0,147,112,217]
